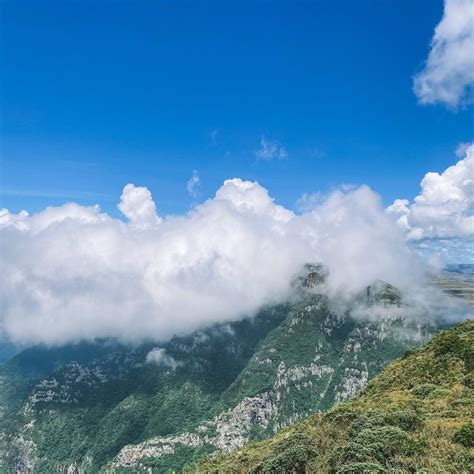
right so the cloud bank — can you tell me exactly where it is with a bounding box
[0,178,425,346]
[413,0,474,108]
[387,143,474,240]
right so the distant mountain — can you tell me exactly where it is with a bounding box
[196,319,474,473]
[0,267,441,472]
[445,264,474,276]
[432,267,474,308]
[0,341,20,366]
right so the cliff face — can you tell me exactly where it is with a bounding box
[0,273,439,473]
[195,319,474,474]
[109,290,435,473]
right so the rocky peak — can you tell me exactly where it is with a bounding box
[365,280,402,306]
[295,263,328,290]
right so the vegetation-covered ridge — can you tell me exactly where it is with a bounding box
[192,319,474,473]
[0,270,441,472]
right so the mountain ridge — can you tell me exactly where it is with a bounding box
[0,272,448,472]
[193,319,474,473]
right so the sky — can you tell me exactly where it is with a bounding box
[1,0,472,216]
[0,0,473,345]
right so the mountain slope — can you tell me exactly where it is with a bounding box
[106,281,436,472]
[0,271,440,472]
[1,305,290,473]
[194,319,474,473]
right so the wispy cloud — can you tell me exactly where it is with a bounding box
[255,136,288,161]
[146,348,181,370]
[413,0,474,108]
[209,129,219,144]
[186,170,201,198]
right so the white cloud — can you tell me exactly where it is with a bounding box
[1,204,110,233]
[146,348,180,370]
[186,170,201,198]
[0,180,430,346]
[118,184,161,227]
[411,238,474,264]
[295,192,322,213]
[456,141,472,158]
[255,136,288,160]
[215,178,293,222]
[413,0,474,108]
[387,143,474,241]
[0,209,29,231]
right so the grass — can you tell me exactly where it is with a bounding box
[191,319,474,473]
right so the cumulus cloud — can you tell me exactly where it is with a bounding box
[413,238,474,264]
[387,143,474,240]
[0,209,29,231]
[0,179,431,346]
[413,0,474,108]
[255,136,288,160]
[118,184,161,227]
[186,170,201,198]
[146,348,180,370]
[296,192,322,213]
[456,142,473,158]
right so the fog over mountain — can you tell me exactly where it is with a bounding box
[1,144,472,346]
[1,1,473,471]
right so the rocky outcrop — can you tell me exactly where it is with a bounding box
[111,392,276,470]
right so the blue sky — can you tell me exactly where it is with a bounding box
[1,0,472,217]
[1,0,473,345]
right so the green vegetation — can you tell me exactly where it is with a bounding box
[140,445,215,472]
[0,305,289,472]
[192,320,474,473]
[0,280,442,472]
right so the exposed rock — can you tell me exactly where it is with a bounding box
[111,393,276,470]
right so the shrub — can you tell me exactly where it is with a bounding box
[463,373,474,388]
[412,383,436,397]
[462,345,474,371]
[453,424,474,448]
[338,442,377,464]
[451,397,473,407]
[434,333,462,357]
[354,426,423,460]
[329,407,359,426]
[386,409,423,432]
[337,461,384,473]
[349,410,385,435]
[250,433,313,474]
[427,387,451,399]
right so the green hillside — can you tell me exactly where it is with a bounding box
[193,319,474,473]
[0,305,289,473]
[0,271,443,472]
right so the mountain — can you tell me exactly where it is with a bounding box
[445,264,474,276]
[0,267,440,472]
[431,269,474,308]
[195,319,474,473]
[0,341,20,366]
